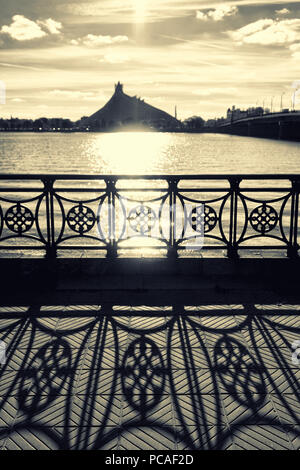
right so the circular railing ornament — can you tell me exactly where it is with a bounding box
[128,204,156,235]
[189,204,217,233]
[67,204,96,234]
[5,204,34,234]
[250,204,278,233]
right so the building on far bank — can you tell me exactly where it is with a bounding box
[226,105,264,123]
[80,82,181,131]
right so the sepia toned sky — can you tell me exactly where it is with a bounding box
[0,0,300,120]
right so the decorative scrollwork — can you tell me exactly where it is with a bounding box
[214,336,266,408]
[67,204,96,234]
[250,204,278,234]
[128,204,156,235]
[189,204,217,233]
[121,337,165,413]
[5,204,34,234]
[18,339,72,414]
[0,205,3,236]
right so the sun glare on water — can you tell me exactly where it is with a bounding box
[93,131,171,174]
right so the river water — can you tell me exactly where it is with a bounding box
[0,131,300,175]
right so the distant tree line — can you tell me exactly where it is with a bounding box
[0,117,75,131]
[0,115,207,132]
[183,116,205,129]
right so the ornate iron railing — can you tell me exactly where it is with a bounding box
[0,174,299,258]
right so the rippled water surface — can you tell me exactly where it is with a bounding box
[1,132,300,174]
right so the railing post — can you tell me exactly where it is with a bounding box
[167,178,178,259]
[106,178,117,259]
[227,177,241,259]
[288,179,300,258]
[43,178,56,259]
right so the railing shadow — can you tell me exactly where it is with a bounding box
[0,295,299,450]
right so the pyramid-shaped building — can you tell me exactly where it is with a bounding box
[82,82,180,130]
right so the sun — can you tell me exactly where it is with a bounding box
[132,0,148,22]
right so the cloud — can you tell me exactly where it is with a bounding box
[0,62,41,71]
[291,80,300,88]
[289,43,300,52]
[208,5,238,21]
[60,1,300,24]
[1,15,47,41]
[11,98,25,102]
[290,42,300,59]
[49,89,104,101]
[196,5,238,22]
[193,87,237,96]
[38,18,62,35]
[73,34,129,47]
[0,15,62,41]
[196,11,208,21]
[228,18,300,46]
[143,95,166,103]
[275,8,290,15]
[99,52,130,64]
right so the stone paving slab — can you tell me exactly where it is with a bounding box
[0,300,299,450]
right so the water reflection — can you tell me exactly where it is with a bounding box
[92,132,171,174]
[0,132,300,175]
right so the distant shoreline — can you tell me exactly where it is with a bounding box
[0,129,299,142]
[0,128,206,133]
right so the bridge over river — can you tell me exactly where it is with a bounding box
[213,111,300,141]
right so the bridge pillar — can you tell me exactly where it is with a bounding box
[278,120,283,140]
[247,121,251,137]
[278,121,284,140]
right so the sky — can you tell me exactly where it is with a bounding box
[0,0,300,120]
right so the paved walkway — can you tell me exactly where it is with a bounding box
[0,290,299,450]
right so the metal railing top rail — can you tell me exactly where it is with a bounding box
[0,174,300,180]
